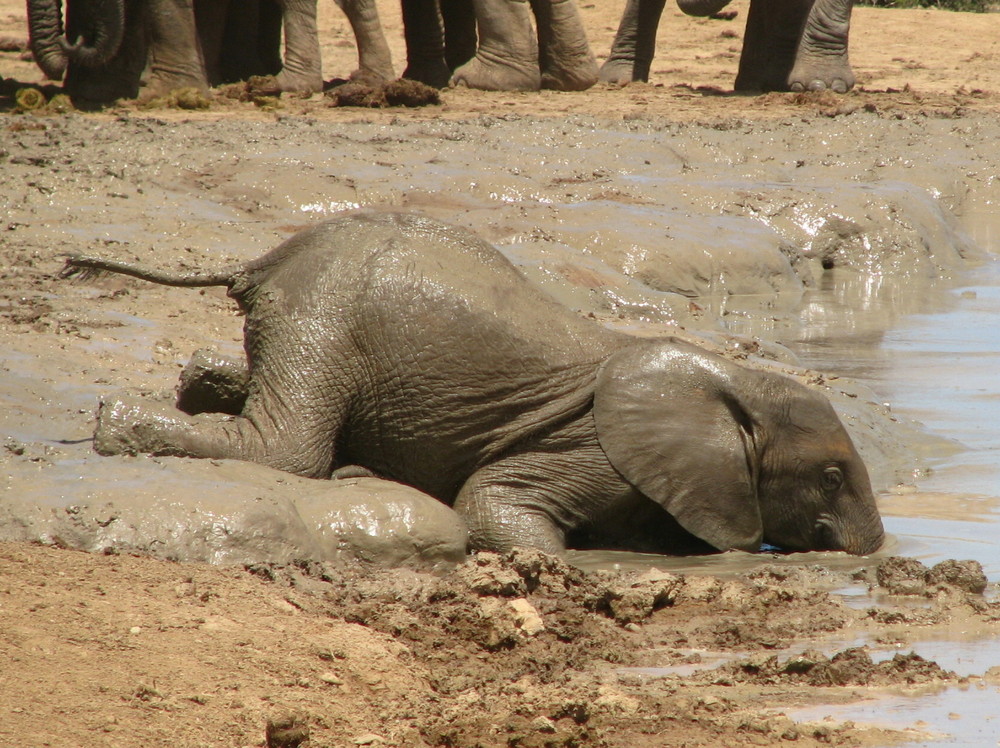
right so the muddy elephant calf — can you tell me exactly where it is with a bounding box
[62,211,884,556]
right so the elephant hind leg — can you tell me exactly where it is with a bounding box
[96,336,352,479]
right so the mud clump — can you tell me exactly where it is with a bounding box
[709,647,956,687]
[326,79,441,108]
[864,556,988,596]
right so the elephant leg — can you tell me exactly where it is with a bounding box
[144,0,210,96]
[401,0,450,87]
[336,0,396,82]
[273,0,324,92]
[194,0,227,86]
[176,348,249,416]
[441,0,477,71]
[735,0,810,91]
[96,339,349,479]
[453,444,624,553]
[787,0,854,92]
[454,469,568,553]
[450,0,541,91]
[529,0,597,91]
[599,0,666,85]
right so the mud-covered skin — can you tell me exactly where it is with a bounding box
[64,211,883,557]
[601,0,855,93]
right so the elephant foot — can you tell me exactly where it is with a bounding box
[402,59,453,89]
[94,395,190,457]
[788,55,855,93]
[141,70,210,101]
[176,349,248,416]
[598,57,646,86]
[450,54,541,92]
[274,68,324,94]
[540,53,598,91]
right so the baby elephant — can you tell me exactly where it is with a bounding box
[62,211,884,556]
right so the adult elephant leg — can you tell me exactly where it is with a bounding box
[599,0,666,85]
[401,0,449,87]
[450,0,541,91]
[194,0,228,85]
[735,0,810,91]
[441,0,477,71]
[529,0,597,91]
[143,0,210,95]
[273,0,323,92]
[337,0,396,82]
[787,0,854,92]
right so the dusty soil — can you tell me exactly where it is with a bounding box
[2,1,1000,746]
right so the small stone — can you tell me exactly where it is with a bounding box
[318,672,344,685]
[128,626,142,635]
[353,733,385,745]
[508,598,545,635]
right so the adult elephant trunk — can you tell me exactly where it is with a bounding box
[27,0,68,80]
[676,0,733,17]
[61,0,127,68]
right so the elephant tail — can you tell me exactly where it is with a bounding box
[60,256,236,288]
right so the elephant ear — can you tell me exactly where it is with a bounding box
[593,341,763,552]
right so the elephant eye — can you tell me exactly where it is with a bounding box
[822,466,844,491]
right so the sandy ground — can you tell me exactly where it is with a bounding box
[3,1,1000,747]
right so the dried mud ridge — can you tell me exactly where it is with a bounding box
[245,549,993,747]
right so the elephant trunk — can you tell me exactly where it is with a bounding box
[60,0,126,68]
[27,0,68,80]
[676,0,734,17]
[818,510,884,556]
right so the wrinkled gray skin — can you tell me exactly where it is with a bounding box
[62,211,883,557]
[600,0,855,93]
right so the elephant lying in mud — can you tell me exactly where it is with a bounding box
[601,0,855,92]
[62,212,884,557]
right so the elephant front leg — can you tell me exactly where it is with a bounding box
[454,475,568,554]
[144,0,211,97]
[530,0,598,91]
[787,0,854,92]
[450,0,542,91]
[599,0,667,85]
[273,0,324,93]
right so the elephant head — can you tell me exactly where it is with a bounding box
[593,341,884,556]
[28,0,125,81]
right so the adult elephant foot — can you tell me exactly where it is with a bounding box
[402,59,452,88]
[598,57,642,86]
[450,53,542,91]
[451,0,541,91]
[787,54,854,92]
[534,0,598,91]
[273,68,325,93]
